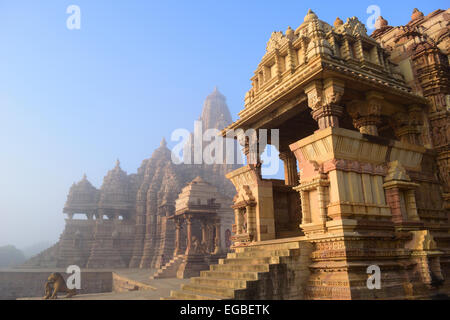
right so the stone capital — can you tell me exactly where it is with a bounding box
[305,78,345,130]
[388,105,424,144]
[347,92,384,136]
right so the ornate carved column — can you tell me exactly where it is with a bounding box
[200,219,208,246]
[245,204,257,241]
[390,105,424,145]
[305,78,345,130]
[234,208,243,235]
[348,92,383,136]
[279,151,298,185]
[185,216,193,255]
[207,222,215,253]
[237,132,263,178]
[213,219,221,254]
[173,219,182,256]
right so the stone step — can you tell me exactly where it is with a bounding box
[210,263,270,273]
[234,241,301,253]
[180,283,237,299]
[219,256,280,265]
[191,277,250,289]
[200,270,259,281]
[168,290,226,300]
[227,249,299,259]
[150,255,185,279]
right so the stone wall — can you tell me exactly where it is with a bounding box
[0,270,113,300]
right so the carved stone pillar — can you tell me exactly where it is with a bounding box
[208,222,215,253]
[213,219,221,254]
[200,219,207,246]
[305,78,344,130]
[237,133,262,178]
[246,204,257,241]
[234,208,243,235]
[174,219,182,256]
[348,92,383,136]
[185,216,193,255]
[391,106,424,145]
[279,151,298,185]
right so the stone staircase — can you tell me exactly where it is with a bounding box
[165,239,312,300]
[150,255,185,279]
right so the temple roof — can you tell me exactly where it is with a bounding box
[63,174,99,214]
[175,176,221,215]
[221,9,427,137]
[98,159,133,211]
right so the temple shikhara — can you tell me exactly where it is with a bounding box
[23,88,237,277]
[23,8,449,300]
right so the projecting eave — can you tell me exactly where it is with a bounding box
[221,54,427,139]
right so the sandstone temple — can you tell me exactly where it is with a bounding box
[166,8,450,300]
[23,8,450,300]
[23,88,238,276]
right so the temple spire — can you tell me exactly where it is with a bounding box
[411,8,424,21]
[375,16,388,29]
[160,137,167,148]
[304,9,318,22]
[334,17,344,28]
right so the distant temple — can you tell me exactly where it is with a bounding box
[23,88,238,272]
[167,8,450,300]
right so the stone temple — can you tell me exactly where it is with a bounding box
[22,8,450,300]
[23,88,238,275]
[166,8,450,300]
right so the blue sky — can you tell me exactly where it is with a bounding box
[0,0,447,248]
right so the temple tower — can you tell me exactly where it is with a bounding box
[58,174,98,267]
[86,160,134,268]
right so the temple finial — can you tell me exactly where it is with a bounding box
[286,26,294,38]
[304,9,318,22]
[334,17,344,28]
[160,137,167,147]
[411,8,424,21]
[115,159,120,168]
[375,16,388,29]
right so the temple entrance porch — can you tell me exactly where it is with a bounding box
[150,177,230,280]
